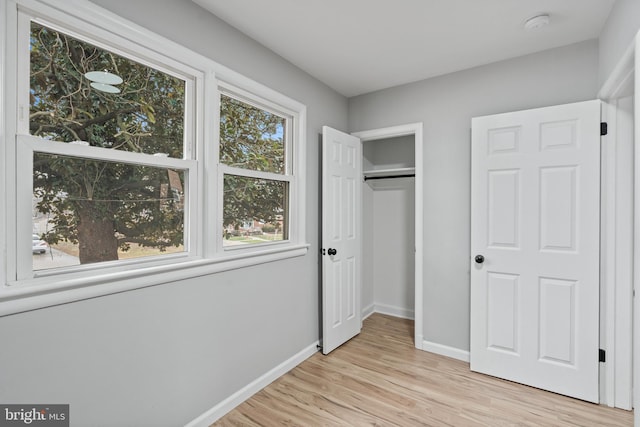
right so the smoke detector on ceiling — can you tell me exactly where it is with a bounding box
[524,14,550,31]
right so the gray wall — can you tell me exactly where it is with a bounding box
[599,0,640,88]
[0,1,347,426]
[349,40,599,351]
[370,179,415,316]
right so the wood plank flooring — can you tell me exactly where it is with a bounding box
[213,314,632,426]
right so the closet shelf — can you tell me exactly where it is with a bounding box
[363,167,415,179]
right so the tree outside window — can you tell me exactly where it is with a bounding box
[29,22,188,268]
[219,93,291,246]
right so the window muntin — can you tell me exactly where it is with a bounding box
[29,22,186,159]
[219,91,293,248]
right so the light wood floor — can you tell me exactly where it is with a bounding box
[213,313,632,426]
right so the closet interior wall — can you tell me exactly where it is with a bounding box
[362,135,416,320]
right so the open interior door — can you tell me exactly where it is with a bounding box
[321,126,362,354]
[470,100,601,402]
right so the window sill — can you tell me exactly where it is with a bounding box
[0,243,310,317]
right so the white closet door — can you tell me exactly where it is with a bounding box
[321,126,362,354]
[470,100,601,402]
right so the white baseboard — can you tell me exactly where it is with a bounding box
[184,341,319,427]
[362,303,375,320]
[373,303,414,320]
[422,340,470,363]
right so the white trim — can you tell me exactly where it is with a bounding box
[0,244,309,317]
[422,340,470,363]
[220,164,293,183]
[204,70,219,259]
[20,136,196,170]
[634,30,640,427]
[361,303,375,320]
[373,303,414,320]
[601,100,617,408]
[184,341,319,427]
[2,0,19,285]
[598,35,636,411]
[352,122,424,350]
[613,95,634,410]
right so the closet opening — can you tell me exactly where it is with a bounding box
[353,123,424,349]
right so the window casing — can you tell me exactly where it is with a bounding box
[0,0,307,314]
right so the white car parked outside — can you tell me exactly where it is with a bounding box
[32,234,48,254]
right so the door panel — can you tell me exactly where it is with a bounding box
[470,100,600,403]
[322,126,362,355]
[539,166,577,251]
[486,272,519,353]
[488,169,520,248]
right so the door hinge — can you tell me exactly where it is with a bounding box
[599,348,606,363]
[600,122,608,136]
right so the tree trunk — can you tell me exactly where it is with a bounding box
[77,202,118,264]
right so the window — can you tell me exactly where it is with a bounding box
[219,91,292,247]
[27,21,191,272]
[1,0,307,311]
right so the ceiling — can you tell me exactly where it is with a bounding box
[193,0,616,97]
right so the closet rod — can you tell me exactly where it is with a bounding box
[364,174,415,181]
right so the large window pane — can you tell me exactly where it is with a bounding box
[223,175,288,246]
[29,22,185,158]
[33,153,185,270]
[219,94,286,174]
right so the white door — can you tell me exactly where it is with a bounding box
[322,126,362,355]
[470,100,601,402]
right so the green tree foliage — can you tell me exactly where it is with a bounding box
[219,95,288,237]
[30,23,185,263]
[29,22,289,263]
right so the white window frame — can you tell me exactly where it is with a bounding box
[218,83,298,253]
[0,0,308,316]
[15,14,201,282]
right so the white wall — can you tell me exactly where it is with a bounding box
[349,40,599,352]
[0,1,347,426]
[599,0,640,88]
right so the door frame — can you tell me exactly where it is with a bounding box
[597,31,637,411]
[352,122,424,349]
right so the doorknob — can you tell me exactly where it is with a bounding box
[328,248,337,256]
[475,254,485,264]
